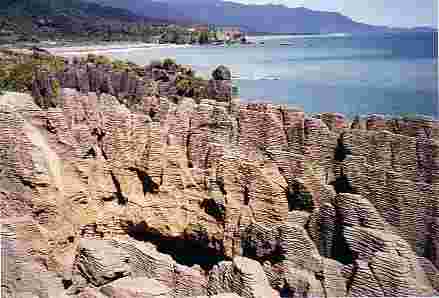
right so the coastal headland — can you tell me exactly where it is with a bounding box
[0,48,438,297]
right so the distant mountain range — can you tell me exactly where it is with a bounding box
[88,0,437,34]
[83,0,193,23]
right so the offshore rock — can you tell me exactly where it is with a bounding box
[212,65,232,81]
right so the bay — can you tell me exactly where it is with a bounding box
[107,32,438,118]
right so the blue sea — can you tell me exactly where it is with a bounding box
[108,32,438,118]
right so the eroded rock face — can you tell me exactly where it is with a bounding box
[207,257,276,298]
[0,86,438,298]
[29,59,232,109]
[100,277,172,298]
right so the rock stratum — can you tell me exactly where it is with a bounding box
[0,52,439,298]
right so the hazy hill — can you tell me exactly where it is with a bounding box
[83,0,193,23]
[89,0,391,33]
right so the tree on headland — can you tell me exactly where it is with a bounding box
[198,31,209,44]
[190,32,199,44]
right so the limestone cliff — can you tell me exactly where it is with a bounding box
[0,53,438,298]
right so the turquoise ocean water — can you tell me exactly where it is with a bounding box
[107,32,438,118]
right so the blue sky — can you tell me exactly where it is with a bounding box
[231,0,438,28]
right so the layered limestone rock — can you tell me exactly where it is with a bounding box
[0,57,438,298]
[100,277,172,298]
[34,58,232,107]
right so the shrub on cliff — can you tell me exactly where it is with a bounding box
[4,62,35,92]
[51,79,61,98]
[86,54,112,66]
[0,55,65,93]
[86,53,97,63]
[175,75,208,99]
[97,56,112,66]
[176,77,193,97]
[185,223,207,235]
[111,59,131,72]
[162,58,176,70]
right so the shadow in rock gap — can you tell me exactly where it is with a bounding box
[124,221,225,271]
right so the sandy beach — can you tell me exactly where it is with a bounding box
[43,43,192,56]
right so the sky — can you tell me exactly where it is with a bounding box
[231,0,438,28]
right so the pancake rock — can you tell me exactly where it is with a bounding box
[0,55,438,297]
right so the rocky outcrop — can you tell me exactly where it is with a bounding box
[211,66,231,81]
[100,277,172,298]
[28,58,232,109]
[0,54,438,297]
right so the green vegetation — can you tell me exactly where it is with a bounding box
[86,54,112,66]
[0,50,65,93]
[209,31,218,41]
[175,74,208,99]
[175,77,193,96]
[0,0,173,44]
[0,0,134,17]
[190,32,199,44]
[162,58,176,70]
[0,16,174,45]
[159,25,191,44]
[111,59,131,72]
[52,78,61,98]
[7,62,35,92]
[188,30,218,45]
[0,1,233,46]
[198,31,210,44]
[185,223,208,237]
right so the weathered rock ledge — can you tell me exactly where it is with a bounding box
[0,53,438,298]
